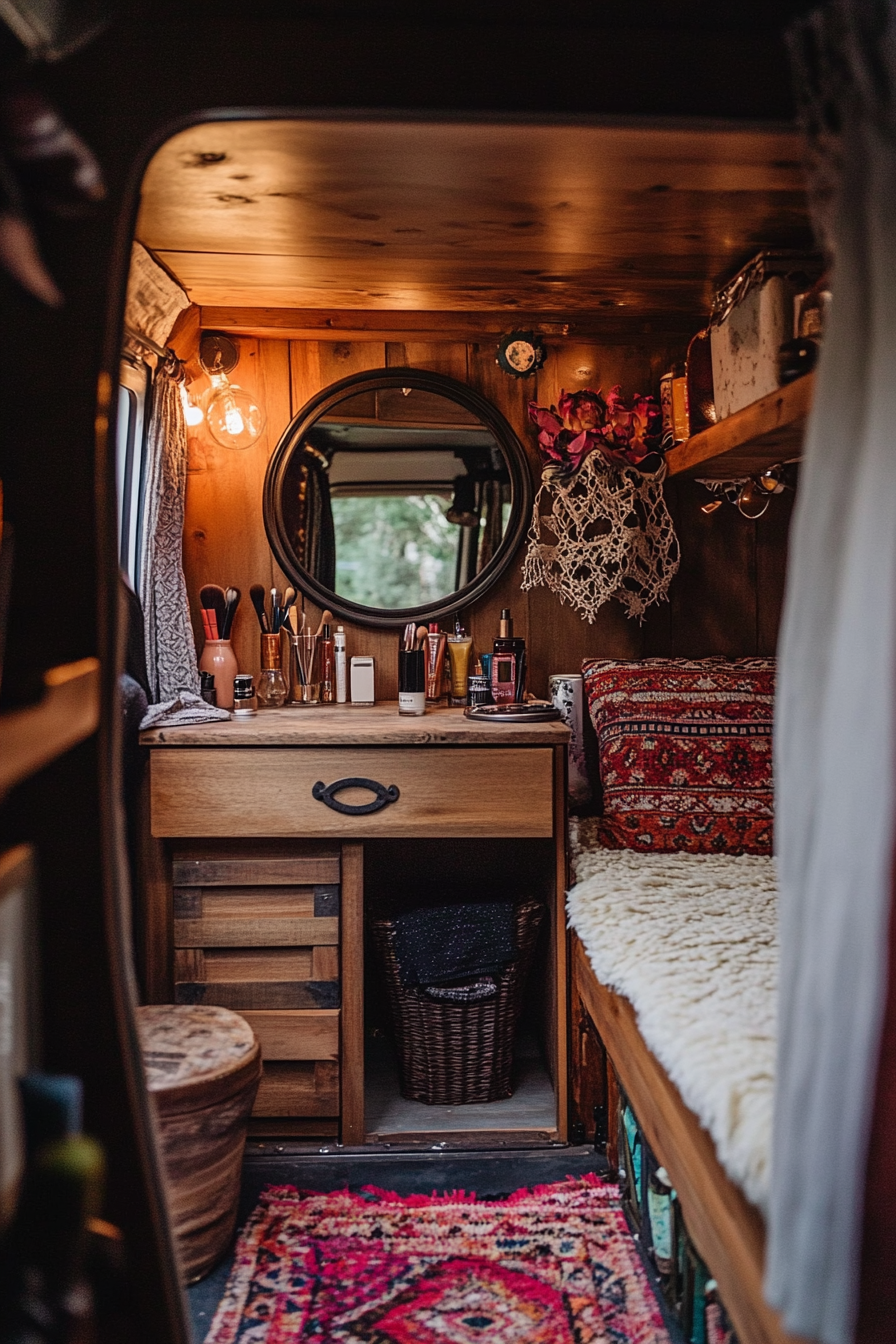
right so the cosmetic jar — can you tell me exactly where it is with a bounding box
[467,673,491,707]
[232,673,258,717]
[398,648,426,716]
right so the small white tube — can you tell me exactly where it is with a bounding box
[334,625,347,704]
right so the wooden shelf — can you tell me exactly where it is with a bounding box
[665,372,814,479]
[0,658,101,798]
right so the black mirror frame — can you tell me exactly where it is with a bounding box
[263,367,533,628]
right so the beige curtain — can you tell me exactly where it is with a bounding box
[768,6,896,1340]
[139,359,199,703]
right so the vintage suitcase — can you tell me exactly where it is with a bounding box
[709,251,823,420]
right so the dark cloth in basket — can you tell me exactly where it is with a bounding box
[390,902,517,987]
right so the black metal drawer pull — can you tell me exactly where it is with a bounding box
[312,777,400,815]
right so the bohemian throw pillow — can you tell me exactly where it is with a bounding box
[582,657,775,854]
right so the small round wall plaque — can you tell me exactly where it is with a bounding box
[496,330,546,379]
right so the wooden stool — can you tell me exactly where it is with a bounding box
[137,1004,262,1282]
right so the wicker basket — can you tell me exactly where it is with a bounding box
[370,901,544,1106]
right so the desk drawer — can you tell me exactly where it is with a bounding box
[151,747,554,838]
[241,1008,339,1061]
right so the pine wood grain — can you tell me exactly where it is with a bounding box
[171,850,340,886]
[253,1061,339,1117]
[174,980,340,1010]
[173,915,338,948]
[150,746,555,839]
[313,946,339,980]
[241,1008,339,1061]
[756,489,796,656]
[662,478,760,658]
[174,886,318,917]
[182,337,292,677]
[142,703,569,747]
[201,307,698,342]
[571,935,803,1344]
[248,1118,339,1138]
[340,841,365,1144]
[665,374,813,479]
[175,948,317,981]
[137,119,808,318]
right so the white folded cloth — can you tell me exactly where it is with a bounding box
[140,690,231,730]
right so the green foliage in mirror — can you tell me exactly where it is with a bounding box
[331,494,459,609]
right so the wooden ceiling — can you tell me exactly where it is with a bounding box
[137,118,812,332]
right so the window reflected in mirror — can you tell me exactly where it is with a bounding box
[277,383,513,613]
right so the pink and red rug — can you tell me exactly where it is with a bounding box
[205,1175,670,1344]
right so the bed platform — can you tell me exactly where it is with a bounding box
[572,936,798,1344]
[568,837,800,1344]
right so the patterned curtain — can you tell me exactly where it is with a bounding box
[769,6,896,1340]
[139,357,199,703]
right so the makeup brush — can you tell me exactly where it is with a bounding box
[270,587,281,634]
[314,608,333,639]
[249,583,269,633]
[415,624,428,650]
[220,586,240,640]
[403,621,416,652]
[200,584,226,640]
[280,588,298,628]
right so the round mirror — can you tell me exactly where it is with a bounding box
[263,368,533,626]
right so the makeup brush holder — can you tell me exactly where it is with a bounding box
[199,639,238,710]
[257,633,288,709]
[288,632,320,705]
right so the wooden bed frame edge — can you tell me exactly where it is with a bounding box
[570,933,807,1344]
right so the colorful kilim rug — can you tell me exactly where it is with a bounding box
[205,1175,670,1344]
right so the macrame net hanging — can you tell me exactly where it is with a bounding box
[521,454,680,622]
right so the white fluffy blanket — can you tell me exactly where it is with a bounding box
[568,821,778,1212]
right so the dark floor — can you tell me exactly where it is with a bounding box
[187,1144,605,1342]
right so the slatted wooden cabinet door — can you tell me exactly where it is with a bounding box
[172,844,341,1136]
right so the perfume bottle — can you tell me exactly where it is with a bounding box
[257,633,287,708]
[493,608,526,702]
[490,651,517,705]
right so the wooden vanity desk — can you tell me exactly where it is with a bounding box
[140,705,570,1147]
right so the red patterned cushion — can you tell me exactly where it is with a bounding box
[582,657,775,854]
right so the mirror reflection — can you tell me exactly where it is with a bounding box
[279,385,512,611]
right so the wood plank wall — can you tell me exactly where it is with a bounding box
[171,309,793,701]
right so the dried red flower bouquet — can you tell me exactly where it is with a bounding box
[528,386,663,474]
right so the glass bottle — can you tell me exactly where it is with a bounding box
[257,633,287,708]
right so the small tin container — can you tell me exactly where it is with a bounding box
[232,673,257,718]
[467,673,492,707]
